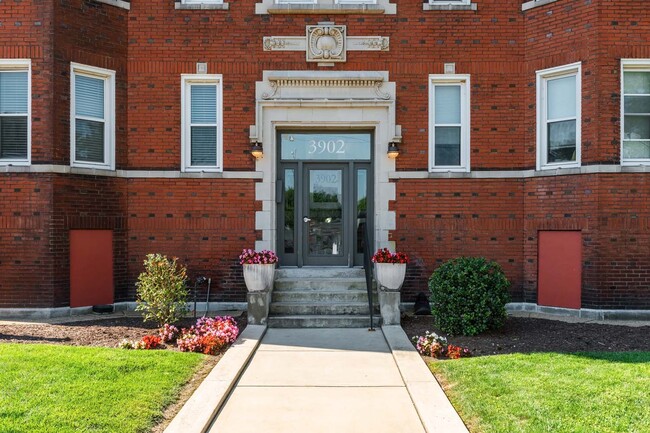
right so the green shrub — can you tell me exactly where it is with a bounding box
[428,257,510,336]
[135,253,189,326]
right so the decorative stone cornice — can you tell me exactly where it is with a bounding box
[259,71,391,100]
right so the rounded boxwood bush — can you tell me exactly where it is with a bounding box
[428,257,510,336]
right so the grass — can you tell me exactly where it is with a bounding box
[0,344,205,433]
[429,352,650,433]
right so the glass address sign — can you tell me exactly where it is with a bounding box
[280,132,372,161]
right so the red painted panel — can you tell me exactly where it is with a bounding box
[538,231,582,309]
[70,230,114,308]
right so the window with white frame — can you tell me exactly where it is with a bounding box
[429,75,470,172]
[621,60,650,164]
[181,75,222,172]
[536,62,581,170]
[71,63,115,170]
[0,59,30,165]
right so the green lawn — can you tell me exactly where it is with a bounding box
[430,352,650,433]
[0,344,205,433]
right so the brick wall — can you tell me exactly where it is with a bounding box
[0,0,648,309]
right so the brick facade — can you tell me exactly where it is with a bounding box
[0,0,648,309]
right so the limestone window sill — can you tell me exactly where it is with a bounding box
[423,3,477,11]
[175,2,230,10]
[94,0,130,10]
[256,1,396,15]
[522,0,559,11]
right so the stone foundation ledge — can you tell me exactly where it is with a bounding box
[0,301,247,321]
[507,302,650,321]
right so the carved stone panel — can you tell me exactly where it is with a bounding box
[306,24,346,63]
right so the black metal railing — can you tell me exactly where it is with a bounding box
[362,221,375,331]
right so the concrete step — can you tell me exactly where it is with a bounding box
[268,315,382,328]
[270,302,379,316]
[272,290,377,303]
[275,267,365,279]
[274,277,369,291]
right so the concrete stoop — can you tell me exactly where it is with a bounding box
[269,268,380,328]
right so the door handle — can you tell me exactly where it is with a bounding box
[303,217,311,223]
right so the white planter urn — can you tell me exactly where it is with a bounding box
[374,263,407,291]
[242,263,276,292]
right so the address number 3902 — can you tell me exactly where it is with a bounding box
[308,140,346,155]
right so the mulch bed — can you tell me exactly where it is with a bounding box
[402,314,650,357]
[0,313,248,350]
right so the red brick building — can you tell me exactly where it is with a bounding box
[0,0,648,317]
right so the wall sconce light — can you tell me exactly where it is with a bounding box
[387,142,400,159]
[250,142,264,159]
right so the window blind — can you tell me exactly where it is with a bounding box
[74,74,105,163]
[0,71,28,159]
[0,71,28,114]
[434,85,462,166]
[190,85,217,166]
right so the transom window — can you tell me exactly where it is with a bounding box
[536,62,582,170]
[70,63,116,170]
[429,75,471,172]
[0,59,30,165]
[621,60,650,164]
[181,75,223,172]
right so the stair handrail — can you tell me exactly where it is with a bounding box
[362,219,375,331]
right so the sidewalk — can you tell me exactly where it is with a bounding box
[206,327,467,433]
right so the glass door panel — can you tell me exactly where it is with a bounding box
[303,167,347,266]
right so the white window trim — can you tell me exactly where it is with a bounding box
[620,59,650,166]
[70,63,115,171]
[536,62,582,171]
[0,59,31,166]
[429,74,471,173]
[181,74,223,173]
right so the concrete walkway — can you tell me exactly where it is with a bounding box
[206,327,467,433]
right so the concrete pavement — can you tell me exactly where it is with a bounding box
[205,327,467,433]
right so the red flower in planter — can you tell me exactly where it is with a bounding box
[371,248,409,264]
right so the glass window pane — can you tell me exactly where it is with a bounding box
[191,85,217,124]
[308,169,343,256]
[624,96,650,114]
[0,116,28,159]
[75,75,105,119]
[284,169,295,254]
[190,126,217,166]
[547,75,576,120]
[435,85,461,124]
[0,71,28,114]
[435,126,461,166]
[547,120,576,163]
[622,140,650,159]
[75,118,105,163]
[624,72,650,94]
[280,132,371,161]
[356,169,367,255]
[624,115,650,140]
